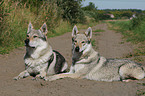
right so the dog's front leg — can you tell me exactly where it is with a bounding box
[13,70,30,80]
[44,73,82,81]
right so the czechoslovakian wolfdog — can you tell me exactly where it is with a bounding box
[44,25,145,82]
[14,23,68,80]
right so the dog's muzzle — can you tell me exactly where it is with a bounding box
[25,39,29,46]
[25,39,35,48]
[75,46,80,52]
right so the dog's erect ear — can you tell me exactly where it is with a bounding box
[85,27,92,40]
[27,22,33,33]
[40,23,47,35]
[72,25,78,37]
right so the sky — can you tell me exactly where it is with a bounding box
[81,0,145,10]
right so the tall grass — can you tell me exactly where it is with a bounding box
[0,0,71,54]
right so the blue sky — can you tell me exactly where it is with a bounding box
[81,0,145,10]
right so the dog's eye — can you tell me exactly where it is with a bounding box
[82,41,85,43]
[74,40,77,43]
[33,36,38,38]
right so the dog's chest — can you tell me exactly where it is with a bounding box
[25,59,48,73]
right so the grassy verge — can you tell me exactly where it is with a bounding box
[107,19,145,62]
[136,83,145,96]
[108,20,145,43]
[93,29,105,32]
[0,20,72,54]
[47,21,72,38]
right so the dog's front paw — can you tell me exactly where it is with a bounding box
[36,74,45,79]
[43,77,49,81]
[36,72,46,79]
[13,76,20,80]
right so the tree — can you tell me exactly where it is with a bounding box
[57,0,86,24]
[82,2,97,11]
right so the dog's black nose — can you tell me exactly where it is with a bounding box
[25,39,29,45]
[75,46,80,52]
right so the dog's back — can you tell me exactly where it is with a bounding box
[85,59,144,81]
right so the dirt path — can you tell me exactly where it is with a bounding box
[0,23,144,96]
[92,23,133,58]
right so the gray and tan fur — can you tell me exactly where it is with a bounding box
[13,23,67,80]
[44,25,145,82]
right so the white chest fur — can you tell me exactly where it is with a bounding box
[26,62,48,73]
[24,50,53,73]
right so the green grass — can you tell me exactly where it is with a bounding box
[136,90,145,96]
[91,39,98,50]
[47,21,72,38]
[108,19,145,43]
[108,19,145,45]
[136,83,145,96]
[93,29,105,32]
[91,39,96,47]
[76,23,98,29]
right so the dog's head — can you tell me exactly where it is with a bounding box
[72,25,92,52]
[25,23,48,48]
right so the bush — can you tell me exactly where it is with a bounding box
[129,15,145,30]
